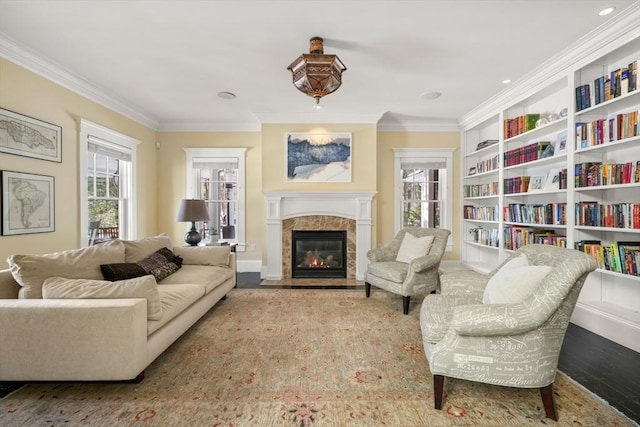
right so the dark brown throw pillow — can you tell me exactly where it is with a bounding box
[101,247,183,282]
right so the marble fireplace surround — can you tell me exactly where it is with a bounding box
[264,192,375,280]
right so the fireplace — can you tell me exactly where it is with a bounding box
[292,230,347,278]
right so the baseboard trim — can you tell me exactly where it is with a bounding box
[571,303,640,353]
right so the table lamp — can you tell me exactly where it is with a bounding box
[176,199,210,246]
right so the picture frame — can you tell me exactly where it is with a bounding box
[0,108,62,162]
[1,170,55,235]
[286,132,352,182]
[543,168,563,190]
[528,174,546,192]
[555,130,567,156]
[467,166,477,176]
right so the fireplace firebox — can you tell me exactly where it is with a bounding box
[292,230,347,278]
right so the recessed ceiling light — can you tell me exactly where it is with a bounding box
[502,79,511,84]
[217,91,236,100]
[421,91,442,100]
[599,7,615,16]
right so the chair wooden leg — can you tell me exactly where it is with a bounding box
[365,282,371,298]
[540,384,558,421]
[402,296,410,315]
[433,375,445,409]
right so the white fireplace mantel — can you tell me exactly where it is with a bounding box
[264,192,376,280]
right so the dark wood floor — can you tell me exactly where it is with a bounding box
[2,272,638,424]
[238,272,640,423]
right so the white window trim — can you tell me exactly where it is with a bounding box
[184,147,247,249]
[393,147,455,252]
[79,118,139,247]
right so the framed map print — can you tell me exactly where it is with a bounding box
[0,108,62,162]
[2,171,55,235]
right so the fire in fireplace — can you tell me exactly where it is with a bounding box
[292,230,347,278]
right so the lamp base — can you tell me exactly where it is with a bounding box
[184,222,202,246]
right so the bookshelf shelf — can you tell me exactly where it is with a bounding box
[460,15,640,351]
[504,222,567,229]
[574,225,640,233]
[464,219,499,225]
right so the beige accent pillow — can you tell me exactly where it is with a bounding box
[7,239,125,299]
[123,233,173,263]
[173,246,230,267]
[483,254,552,304]
[396,233,435,263]
[42,275,162,320]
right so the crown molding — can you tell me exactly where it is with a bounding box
[377,119,460,132]
[0,32,160,130]
[459,2,640,130]
[158,121,261,132]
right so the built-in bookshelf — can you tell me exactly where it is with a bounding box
[459,11,640,352]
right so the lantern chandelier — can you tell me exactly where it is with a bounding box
[287,37,347,106]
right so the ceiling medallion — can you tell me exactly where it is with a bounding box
[287,37,347,106]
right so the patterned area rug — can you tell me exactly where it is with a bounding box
[0,289,636,426]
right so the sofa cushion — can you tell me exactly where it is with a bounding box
[483,255,552,304]
[123,233,173,263]
[158,265,234,293]
[147,284,206,335]
[42,275,162,320]
[7,239,125,299]
[101,247,182,282]
[396,233,434,263]
[173,246,230,267]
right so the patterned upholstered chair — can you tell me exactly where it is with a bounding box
[365,227,451,314]
[420,244,597,420]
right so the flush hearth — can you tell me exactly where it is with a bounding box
[292,230,347,278]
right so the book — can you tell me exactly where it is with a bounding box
[543,168,563,190]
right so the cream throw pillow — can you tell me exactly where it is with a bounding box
[8,239,125,299]
[42,275,162,320]
[482,254,552,304]
[123,233,173,263]
[173,246,231,267]
[396,233,435,263]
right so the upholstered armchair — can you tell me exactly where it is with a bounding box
[365,227,451,314]
[420,244,597,420]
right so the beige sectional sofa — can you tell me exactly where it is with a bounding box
[0,234,235,382]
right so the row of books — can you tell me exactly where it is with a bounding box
[503,202,566,225]
[575,59,640,112]
[469,227,499,247]
[575,240,639,276]
[575,111,640,148]
[474,155,499,174]
[575,202,640,229]
[463,182,499,198]
[503,226,567,251]
[574,161,640,187]
[463,205,498,221]
[504,176,531,194]
[503,141,551,167]
[503,114,540,139]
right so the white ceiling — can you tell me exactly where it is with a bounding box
[0,0,637,131]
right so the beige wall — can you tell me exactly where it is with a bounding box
[0,59,158,268]
[0,58,462,271]
[376,131,461,261]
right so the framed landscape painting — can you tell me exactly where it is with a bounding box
[0,108,62,162]
[286,132,352,183]
[1,170,55,235]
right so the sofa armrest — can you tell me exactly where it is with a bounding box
[0,299,148,381]
[367,244,396,263]
[450,303,541,337]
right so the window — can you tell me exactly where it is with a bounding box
[394,148,454,251]
[79,119,139,246]
[185,148,246,247]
